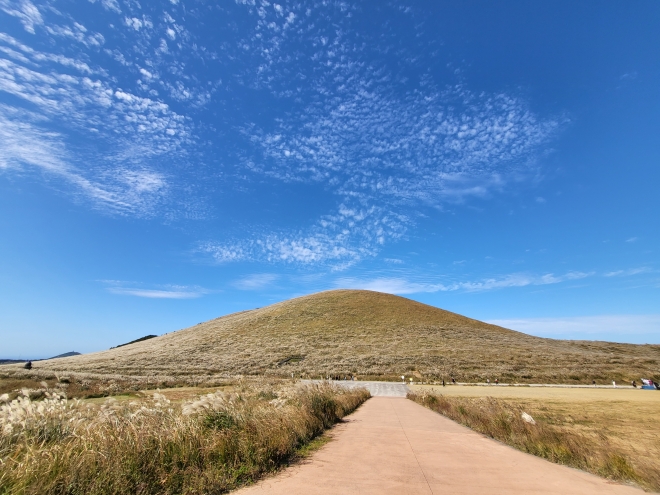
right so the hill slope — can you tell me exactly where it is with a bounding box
[27,290,660,383]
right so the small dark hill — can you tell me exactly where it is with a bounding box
[29,290,660,383]
[111,335,157,349]
[48,352,81,360]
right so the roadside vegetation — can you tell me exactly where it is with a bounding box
[0,380,369,495]
[408,391,659,492]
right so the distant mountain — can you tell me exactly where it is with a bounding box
[0,352,80,365]
[111,335,158,349]
[33,290,660,383]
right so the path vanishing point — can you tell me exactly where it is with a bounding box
[236,382,643,495]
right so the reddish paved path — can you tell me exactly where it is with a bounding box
[235,397,642,495]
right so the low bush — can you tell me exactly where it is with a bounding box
[0,382,369,494]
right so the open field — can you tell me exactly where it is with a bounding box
[409,385,660,492]
[0,380,369,495]
[0,373,235,402]
[411,384,660,401]
[4,290,658,384]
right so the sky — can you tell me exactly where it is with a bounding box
[0,0,659,358]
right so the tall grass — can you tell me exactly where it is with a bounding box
[0,382,369,495]
[408,392,659,492]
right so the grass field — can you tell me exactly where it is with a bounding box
[0,380,369,495]
[410,385,660,492]
[6,290,658,384]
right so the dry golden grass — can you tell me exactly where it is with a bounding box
[0,380,369,495]
[6,290,659,383]
[0,373,236,403]
[409,387,660,492]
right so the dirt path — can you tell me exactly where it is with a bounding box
[235,397,642,494]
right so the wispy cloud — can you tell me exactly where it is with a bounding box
[199,205,406,267]
[604,267,652,277]
[0,3,201,217]
[0,0,43,34]
[102,281,208,299]
[334,271,592,295]
[251,90,560,206]
[225,1,565,265]
[487,315,660,343]
[233,273,278,290]
[0,109,169,215]
[625,237,638,243]
[334,277,438,295]
[1,0,566,264]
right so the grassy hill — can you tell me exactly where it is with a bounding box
[20,290,660,383]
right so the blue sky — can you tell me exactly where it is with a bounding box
[1,0,658,358]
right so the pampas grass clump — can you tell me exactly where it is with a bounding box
[0,382,369,495]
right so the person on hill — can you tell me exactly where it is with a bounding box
[24,360,32,370]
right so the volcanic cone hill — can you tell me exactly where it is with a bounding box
[27,290,660,383]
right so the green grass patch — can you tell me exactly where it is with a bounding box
[295,433,332,458]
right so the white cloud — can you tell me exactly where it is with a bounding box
[124,17,143,30]
[228,2,565,266]
[487,315,660,343]
[252,89,560,209]
[199,243,247,263]
[0,109,169,215]
[456,271,591,291]
[124,16,152,31]
[1,1,566,264]
[100,0,121,14]
[259,233,358,264]
[0,0,44,34]
[620,72,637,81]
[200,202,406,267]
[233,273,278,290]
[626,237,638,243]
[103,281,208,299]
[604,267,652,277]
[107,288,203,299]
[334,271,592,295]
[139,67,155,79]
[334,277,439,295]
[0,29,193,216]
